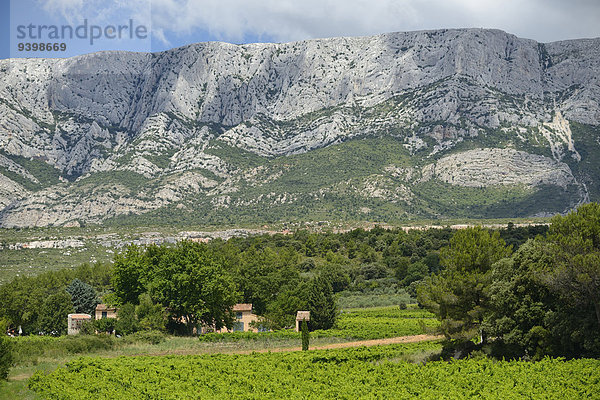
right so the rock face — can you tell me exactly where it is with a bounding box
[424,148,576,188]
[0,28,599,226]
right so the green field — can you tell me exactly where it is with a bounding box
[197,306,438,343]
[333,307,438,339]
[0,306,440,399]
[28,346,600,399]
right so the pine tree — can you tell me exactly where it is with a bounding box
[301,319,309,351]
[307,276,337,330]
[66,279,98,316]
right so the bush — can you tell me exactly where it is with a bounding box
[63,335,116,354]
[440,340,478,360]
[136,294,166,332]
[0,335,12,380]
[115,304,139,336]
[9,335,116,365]
[94,318,116,334]
[79,321,96,336]
[122,331,166,345]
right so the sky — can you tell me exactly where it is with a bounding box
[1,0,599,59]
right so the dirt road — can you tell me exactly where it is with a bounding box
[236,334,443,354]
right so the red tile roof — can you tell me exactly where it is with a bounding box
[233,303,253,312]
[68,314,92,319]
[96,304,117,311]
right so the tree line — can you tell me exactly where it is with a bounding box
[418,203,600,359]
[0,219,547,338]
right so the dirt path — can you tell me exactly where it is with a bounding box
[234,334,443,354]
[140,334,443,357]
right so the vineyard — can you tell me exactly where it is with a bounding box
[198,306,439,342]
[29,343,600,399]
[333,307,438,339]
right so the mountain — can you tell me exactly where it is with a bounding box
[0,28,599,227]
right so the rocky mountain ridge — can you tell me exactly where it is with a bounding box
[0,28,599,227]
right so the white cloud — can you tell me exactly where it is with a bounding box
[37,0,152,28]
[37,0,600,45]
[150,0,600,43]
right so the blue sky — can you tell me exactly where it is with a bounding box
[1,0,599,59]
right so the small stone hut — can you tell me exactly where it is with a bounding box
[67,313,92,335]
[295,311,310,332]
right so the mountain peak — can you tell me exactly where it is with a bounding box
[0,29,598,226]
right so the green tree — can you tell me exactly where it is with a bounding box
[487,239,556,359]
[115,303,139,336]
[148,241,239,334]
[73,262,113,292]
[0,271,72,334]
[529,203,600,356]
[387,256,410,282]
[317,263,350,293]
[402,261,429,286]
[301,319,309,351]
[307,276,337,331]
[93,318,116,335]
[546,203,600,330]
[66,279,99,316]
[264,282,309,330]
[418,227,512,344]
[234,246,300,316]
[37,292,74,336]
[112,245,153,305]
[136,293,166,332]
[0,277,34,332]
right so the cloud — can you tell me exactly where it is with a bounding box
[36,0,600,45]
[37,0,152,27]
[150,0,600,43]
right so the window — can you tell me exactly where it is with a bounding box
[102,311,107,319]
[236,312,243,319]
[233,321,244,332]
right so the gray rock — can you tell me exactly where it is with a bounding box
[0,28,598,226]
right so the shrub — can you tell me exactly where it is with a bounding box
[79,320,96,336]
[94,318,116,334]
[136,294,166,332]
[63,335,116,354]
[123,331,166,345]
[9,334,116,365]
[115,304,139,336]
[0,335,12,380]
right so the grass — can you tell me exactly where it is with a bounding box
[411,180,577,218]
